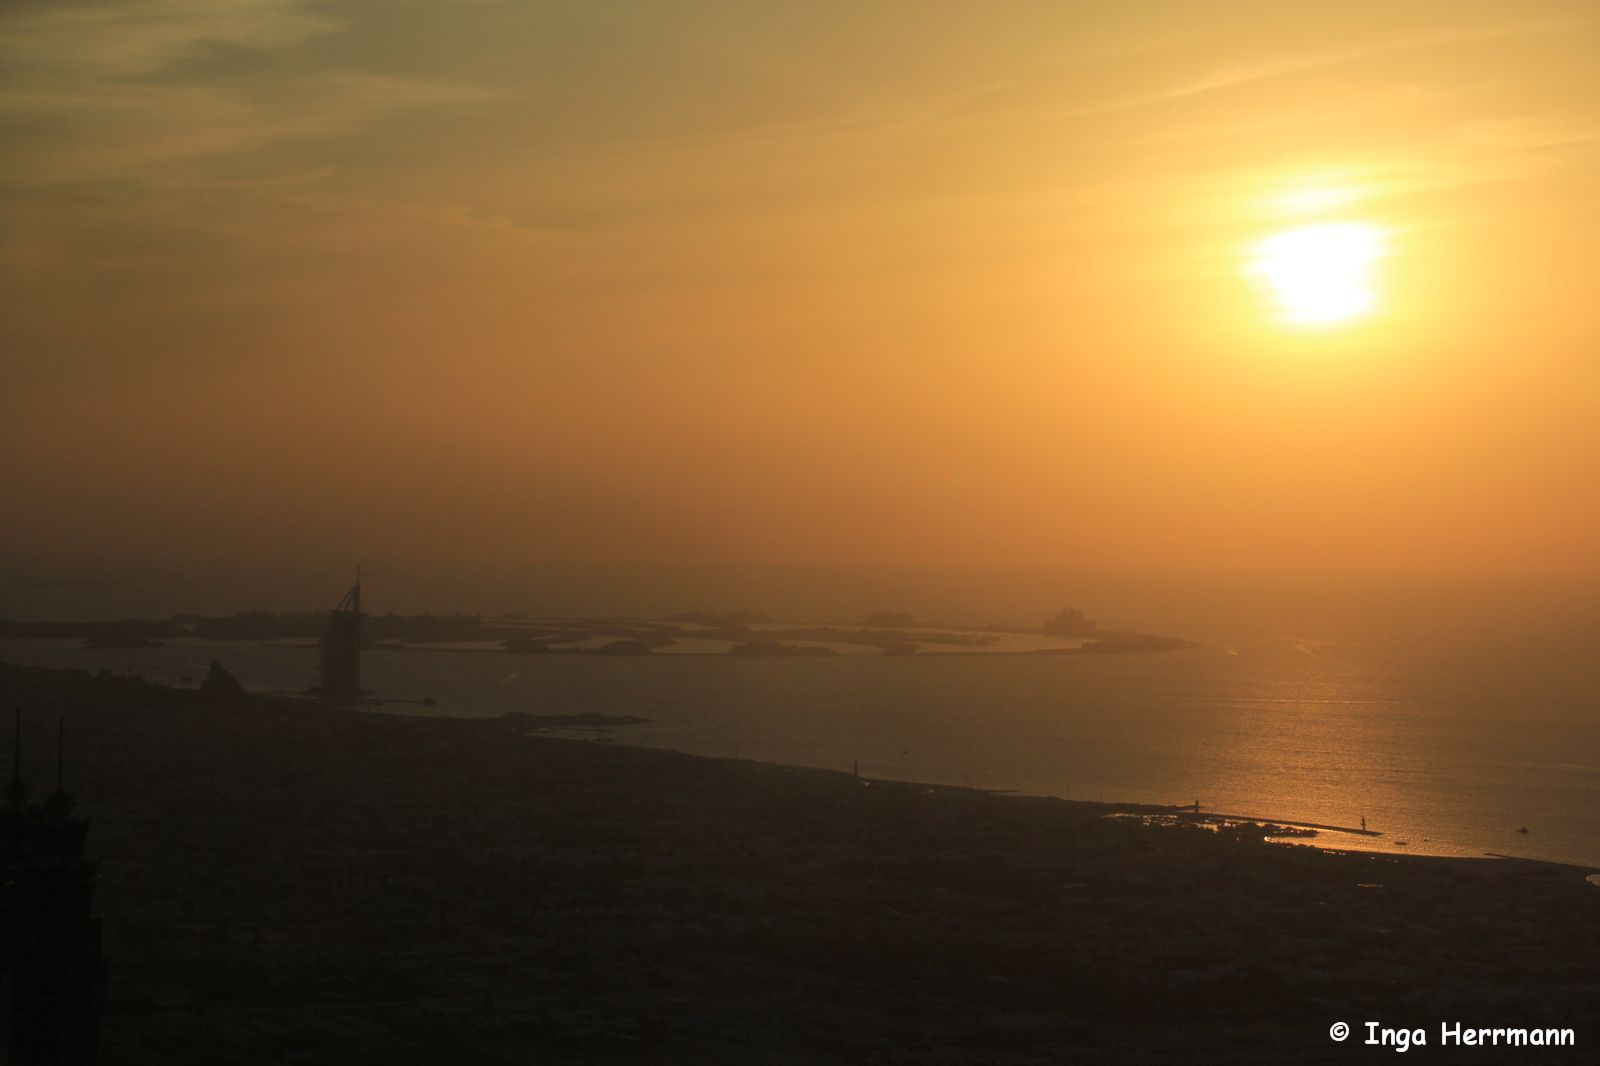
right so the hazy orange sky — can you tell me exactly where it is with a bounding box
[3,0,1598,582]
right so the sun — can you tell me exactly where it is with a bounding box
[1246,222,1384,327]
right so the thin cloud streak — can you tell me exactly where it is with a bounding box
[1066,17,1598,121]
[0,1,500,184]
[0,0,334,78]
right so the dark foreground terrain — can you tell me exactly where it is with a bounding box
[4,663,1597,1064]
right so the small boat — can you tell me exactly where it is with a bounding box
[1517,826,1530,835]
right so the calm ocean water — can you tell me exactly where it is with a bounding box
[6,623,1598,869]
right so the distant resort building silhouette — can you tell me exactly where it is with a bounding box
[1,713,105,1064]
[315,572,363,700]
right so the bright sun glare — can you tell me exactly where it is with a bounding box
[1247,222,1384,327]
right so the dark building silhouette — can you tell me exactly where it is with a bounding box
[198,659,247,703]
[317,574,362,699]
[1042,606,1098,637]
[1,716,104,1064]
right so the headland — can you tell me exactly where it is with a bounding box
[4,661,1596,1064]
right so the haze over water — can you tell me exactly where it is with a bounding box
[2,2,1597,870]
[5,6,1600,1062]
[6,567,1596,868]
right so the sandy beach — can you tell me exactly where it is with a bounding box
[6,661,1598,1063]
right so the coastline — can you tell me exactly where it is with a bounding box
[5,659,1599,1062]
[7,634,1588,872]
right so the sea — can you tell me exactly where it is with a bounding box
[4,597,1597,869]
